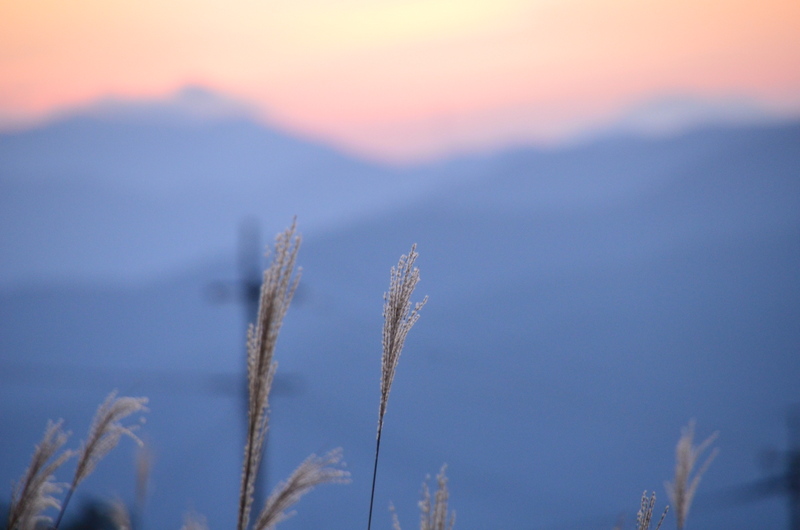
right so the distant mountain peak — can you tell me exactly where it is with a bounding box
[57,85,260,126]
[606,94,784,137]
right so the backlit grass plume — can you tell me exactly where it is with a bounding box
[635,491,667,530]
[665,420,718,530]
[368,244,428,530]
[7,420,73,530]
[110,498,133,530]
[237,221,301,530]
[252,448,350,530]
[54,391,148,529]
[379,244,427,430]
[391,465,455,530]
[418,465,455,530]
[236,222,349,530]
[180,511,210,530]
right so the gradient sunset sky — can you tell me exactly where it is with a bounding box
[2,0,799,161]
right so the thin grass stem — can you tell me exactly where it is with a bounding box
[366,425,383,530]
[368,245,426,530]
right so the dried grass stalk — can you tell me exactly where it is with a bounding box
[180,511,210,530]
[665,420,718,530]
[7,420,73,530]
[391,465,455,530]
[237,221,301,530]
[54,391,148,529]
[379,244,427,431]
[72,391,149,487]
[636,491,667,530]
[390,503,402,530]
[110,499,132,530]
[252,448,350,530]
[368,245,427,530]
[419,465,455,530]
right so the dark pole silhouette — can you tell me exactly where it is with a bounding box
[236,219,269,510]
[788,408,800,530]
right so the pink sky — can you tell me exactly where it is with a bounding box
[2,0,799,161]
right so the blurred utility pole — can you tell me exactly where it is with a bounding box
[235,218,269,504]
[207,218,305,511]
[788,407,800,530]
[237,218,264,341]
[237,218,268,500]
[208,218,268,502]
[691,406,800,530]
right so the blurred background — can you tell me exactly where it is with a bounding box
[1,1,799,529]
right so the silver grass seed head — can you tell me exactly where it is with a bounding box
[110,499,132,530]
[665,420,718,530]
[9,419,73,530]
[253,448,350,530]
[390,466,455,530]
[238,222,302,530]
[247,221,300,423]
[180,511,209,530]
[73,391,149,488]
[417,465,454,530]
[636,491,655,530]
[389,503,402,530]
[635,491,667,530]
[379,244,427,430]
[21,476,64,530]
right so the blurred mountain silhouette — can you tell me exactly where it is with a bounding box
[0,95,460,286]
[1,95,799,529]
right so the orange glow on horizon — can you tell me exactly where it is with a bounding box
[1,0,799,160]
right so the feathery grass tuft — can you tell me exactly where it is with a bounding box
[237,221,301,530]
[635,491,667,530]
[368,245,427,530]
[110,499,132,530]
[54,391,148,529]
[71,391,149,486]
[418,465,455,530]
[379,244,427,430]
[664,420,718,530]
[390,504,401,530]
[252,448,350,530]
[7,419,73,530]
[180,511,210,530]
[391,465,455,530]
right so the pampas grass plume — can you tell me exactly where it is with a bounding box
[379,244,427,431]
[54,391,148,529]
[368,245,427,530]
[7,419,73,530]
[180,511,210,530]
[391,465,455,530]
[237,221,301,530]
[252,448,350,530]
[635,491,667,530]
[110,498,133,530]
[665,420,718,530]
[72,391,149,488]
